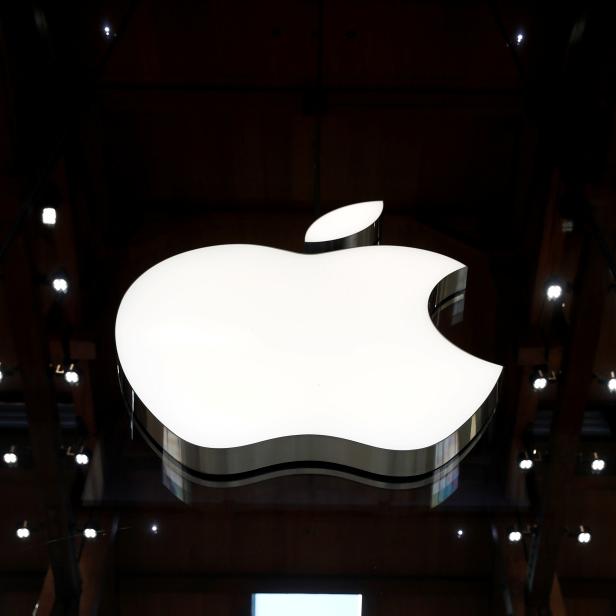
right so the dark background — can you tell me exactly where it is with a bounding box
[0,0,615,614]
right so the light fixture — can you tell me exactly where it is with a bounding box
[518,452,534,471]
[508,529,522,543]
[456,528,464,539]
[16,522,30,540]
[52,276,68,294]
[41,207,57,226]
[3,447,17,466]
[75,451,89,466]
[546,283,563,301]
[607,371,616,393]
[83,527,97,540]
[0,365,3,382]
[115,201,503,485]
[530,368,548,391]
[64,365,80,386]
[590,452,605,473]
[150,523,159,534]
[516,32,524,45]
[103,24,112,38]
[576,526,591,544]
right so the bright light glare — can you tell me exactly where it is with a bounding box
[150,524,158,534]
[0,369,3,382]
[577,531,591,544]
[532,377,548,391]
[52,277,68,294]
[591,458,605,473]
[41,207,57,226]
[519,458,533,471]
[608,377,616,393]
[103,25,112,38]
[508,530,522,543]
[16,527,30,540]
[83,528,97,540]
[456,529,464,539]
[64,370,79,385]
[75,452,89,466]
[252,594,362,616]
[3,452,17,465]
[516,32,524,45]
[546,284,562,301]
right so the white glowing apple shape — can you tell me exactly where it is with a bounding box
[116,238,502,460]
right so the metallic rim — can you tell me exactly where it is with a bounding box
[131,401,495,492]
[303,213,382,254]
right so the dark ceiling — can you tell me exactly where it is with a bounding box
[0,0,616,614]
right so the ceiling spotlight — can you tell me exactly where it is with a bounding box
[576,526,591,544]
[546,283,563,301]
[52,277,68,294]
[518,453,534,471]
[41,207,57,226]
[103,24,112,38]
[3,447,17,466]
[516,32,524,45]
[75,451,89,466]
[83,527,97,540]
[150,523,159,534]
[16,522,30,540]
[530,368,548,391]
[607,371,616,393]
[591,453,605,473]
[456,529,464,539]
[508,530,522,543]
[64,366,80,386]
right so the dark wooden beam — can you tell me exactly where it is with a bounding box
[2,235,81,614]
[526,231,608,612]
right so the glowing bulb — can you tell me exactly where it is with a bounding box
[532,376,547,391]
[64,369,79,385]
[75,452,89,466]
[508,530,522,543]
[16,527,30,540]
[577,529,591,544]
[608,377,616,393]
[546,284,563,301]
[103,25,112,38]
[150,524,159,534]
[3,451,17,465]
[41,207,57,226]
[519,458,533,471]
[591,457,605,473]
[52,277,68,294]
[456,529,464,539]
[516,32,524,45]
[83,528,97,540]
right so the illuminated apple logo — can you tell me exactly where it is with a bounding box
[115,202,501,487]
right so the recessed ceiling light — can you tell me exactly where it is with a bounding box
[52,277,68,294]
[577,526,591,544]
[546,283,563,301]
[83,527,97,540]
[508,530,522,543]
[41,207,57,226]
